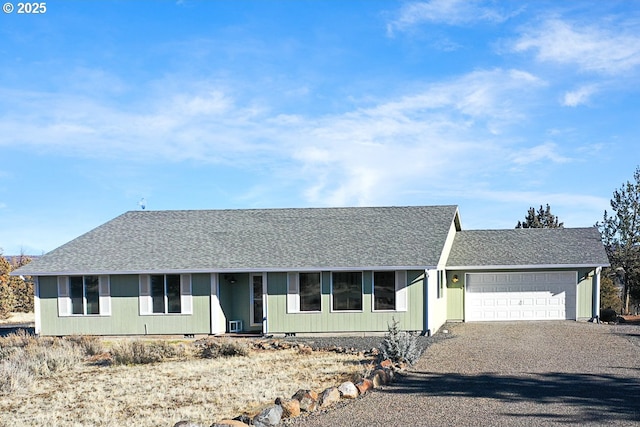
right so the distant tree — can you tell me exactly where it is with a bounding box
[597,166,640,314]
[516,204,564,229]
[0,252,33,318]
[599,274,623,312]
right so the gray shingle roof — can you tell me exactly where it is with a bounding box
[16,206,460,275]
[446,227,610,268]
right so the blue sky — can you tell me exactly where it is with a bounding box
[1,0,639,255]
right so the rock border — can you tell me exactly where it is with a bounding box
[173,340,405,427]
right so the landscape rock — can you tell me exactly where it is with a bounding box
[355,378,373,395]
[371,371,384,388]
[379,359,393,369]
[337,381,358,399]
[291,389,318,412]
[318,387,341,408]
[174,421,203,427]
[253,405,283,427]
[210,420,248,427]
[275,397,301,418]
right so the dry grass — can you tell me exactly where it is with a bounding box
[0,335,368,427]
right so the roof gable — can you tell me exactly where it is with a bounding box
[446,227,610,268]
[17,206,460,275]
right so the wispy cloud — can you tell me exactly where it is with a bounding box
[512,18,640,75]
[0,67,548,208]
[511,142,573,165]
[562,84,598,107]
[387,0,520,35]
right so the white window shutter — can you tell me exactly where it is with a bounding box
[98,275,111,316]
[57,276,71,316]
[139,275,151,315]
[287,272,300,313]
[180,274,193,315]
[395,271,408,312]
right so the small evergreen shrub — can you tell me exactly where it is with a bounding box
[379,318,421,365]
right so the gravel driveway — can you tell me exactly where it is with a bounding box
[287,321,640,426]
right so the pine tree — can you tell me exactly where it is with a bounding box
[597,166,640,314]
[516,204,564,229]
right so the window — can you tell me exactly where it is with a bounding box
[300,272,321,312]
[57,275,110,316]
[251,274,264,325]
[332,272,362,311]
[150,274,182,314]
[374,271,396,311]
[139,274,192,315]
[373,271,408,312]
[287,272,321,313]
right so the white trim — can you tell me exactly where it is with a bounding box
[250,273,265,327]
[395,270,408,312]
[98,275,111,316]
[34,277,41,334]
[446,264,609,270]
[57,276,71,317]
[330,271,364,313]
[25,265,438,276]
[210,273,226,334]
[139,274,151,315]
[180,274,193,315]
[594,267,602,319]
[287,272,300,313]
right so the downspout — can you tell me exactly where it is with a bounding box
[424,269,431,336]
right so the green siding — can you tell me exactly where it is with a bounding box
[266,270,426,334]
[446,271,464,321]
[38,274,211,336]
[577,268,594,319]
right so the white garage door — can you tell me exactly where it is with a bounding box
[466,272,576,322]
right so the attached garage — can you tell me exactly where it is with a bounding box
[465,271,577,321]
[446,228,611,323]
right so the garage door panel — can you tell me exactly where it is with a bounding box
[466,272,576,322]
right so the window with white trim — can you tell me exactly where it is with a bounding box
[139,274,192,315]
[373,271,408,312]
[332,272,362,311]
[57,275,111,316]
[287,272,321,313]
[437,270,445,298]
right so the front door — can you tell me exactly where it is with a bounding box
[250,273,266,333]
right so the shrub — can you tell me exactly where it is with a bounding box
[23,340,83,375]
[199,339,250,359]
[67,335,105,356]
[379,318,421,365]
[0,357,34,394]
[0,337,82,395]
[110,340,186,365]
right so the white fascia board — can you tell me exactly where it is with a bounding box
[446,263,610,271]
[26,265,438,276]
